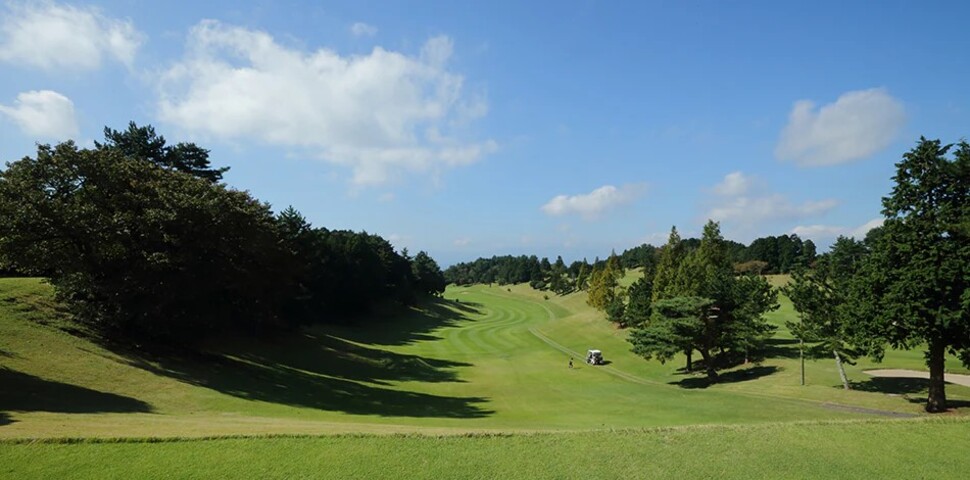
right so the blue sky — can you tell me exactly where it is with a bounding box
[1,1,968,266]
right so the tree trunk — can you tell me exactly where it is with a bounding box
[926,338,947,413]
[833,350,849,390]
[685,349,693,372]
[699,349,718,381]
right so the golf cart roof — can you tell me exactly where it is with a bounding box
[587,349,601,354]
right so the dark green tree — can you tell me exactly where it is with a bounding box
[412,251,446,296]
[850,138,970,412]
[0,141,285,341]
[622,276,653,327]
[97,122,229,182]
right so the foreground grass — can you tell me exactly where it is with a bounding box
[1,418,968,479]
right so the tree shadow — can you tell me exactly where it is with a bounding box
[764,338,802,360]
[850,376,930,395]
[224,332,471,386]
[0,367,151,415]
[332,297,477,346]
[670,366,781,389]
[120,346,492,418]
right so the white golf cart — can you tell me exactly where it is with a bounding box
[585,349,604,365]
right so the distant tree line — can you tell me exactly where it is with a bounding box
[0,123,446,344]
[444,233,815,292]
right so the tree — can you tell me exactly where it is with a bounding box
[783,236,867,389]
[587,254,620,310]
[630,221,777,380]
[622,276,653,327]
[850,138,970,412]
[412,251,446,296]
[784,249,862,390]
[630,296,715,376]
[0,141,285,341]
[652,227,686,301]
[97,122,229,182]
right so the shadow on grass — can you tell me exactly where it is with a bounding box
[0,367,151,416]
[0,412,11,426]
[112,299,492,418]
[850,376,930,395]
[764,338,802,360]
[332,298,477,347]
[671,365,781,389]
[121,347,492,418]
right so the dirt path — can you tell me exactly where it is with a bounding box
[865,369,970,387]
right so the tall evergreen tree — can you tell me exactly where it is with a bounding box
[652,226,686,302]
[850,138,970,412]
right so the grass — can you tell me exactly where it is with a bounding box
[1,419,969,479]
[2,274,970,477]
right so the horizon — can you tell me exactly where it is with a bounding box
[2,1,968,267]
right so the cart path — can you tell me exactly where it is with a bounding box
[865,369,970,387]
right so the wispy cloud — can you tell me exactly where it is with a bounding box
[0,1,143,70]
[350,22,377,37]
[158,21,495,186]
[775,88,905,166]
[792,218,884,244]
[706,172,837,225]
[0,90,79,140]
[541,184,645,220]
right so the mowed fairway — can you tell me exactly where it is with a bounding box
[2,277,970,478]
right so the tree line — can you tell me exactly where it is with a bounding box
[0,123,446,344]
[444,233,815,293]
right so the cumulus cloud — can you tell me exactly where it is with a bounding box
[706,172,837,224]
[350,22,377,37]
[775,88,905,166]
[541,184,645,220]
[0,90,79,140]
[792,218,884,242]
[157,20,494,186]
[0,1,143,70]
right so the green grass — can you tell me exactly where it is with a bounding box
[2,274,970,476]
[1,419,969,479]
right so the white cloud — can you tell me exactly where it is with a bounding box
[541,184,645,220]
[0,90,79,140]
[453,237,471,247]
[158,20,494,186]
[775,88,905,166]
[350,22,377,37]
[0,1,143,70]
[712,171,753,196]
[706,172,837,224]
[792,218,884,243]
